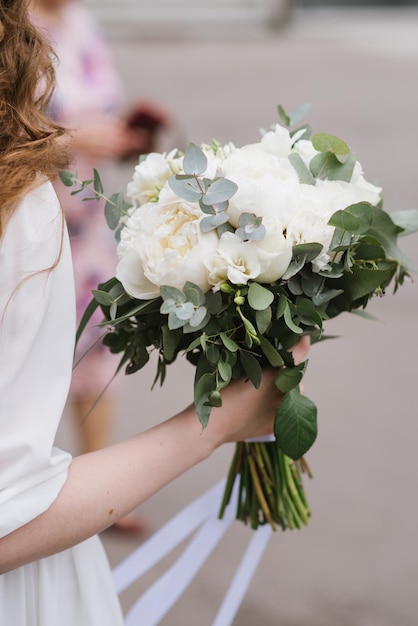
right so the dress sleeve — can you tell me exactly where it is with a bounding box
[0,182,74,537]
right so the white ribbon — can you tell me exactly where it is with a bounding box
[112,478,272,626]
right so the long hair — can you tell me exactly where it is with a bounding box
[0,0,69,238]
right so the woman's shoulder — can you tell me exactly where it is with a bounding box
[2,180,63,257]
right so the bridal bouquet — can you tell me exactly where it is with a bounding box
[62,104,417,531]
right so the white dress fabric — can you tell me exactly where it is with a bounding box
[0,181,124,625]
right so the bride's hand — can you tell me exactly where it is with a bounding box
[202,334,311,448]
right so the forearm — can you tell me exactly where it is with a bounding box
[0,406,214,574]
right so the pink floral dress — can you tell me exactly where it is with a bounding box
[34,3,124,396]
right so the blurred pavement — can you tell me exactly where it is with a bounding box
[57,6,418,625]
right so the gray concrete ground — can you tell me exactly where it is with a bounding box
[57,6,418,625]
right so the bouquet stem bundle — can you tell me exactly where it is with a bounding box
[219,442,312,531]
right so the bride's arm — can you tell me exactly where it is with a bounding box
[0,364,292,574]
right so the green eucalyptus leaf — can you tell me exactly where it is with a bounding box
[328,209,360,233]
[205,290,223,315]
[310,151,355,182]
[288,152,316,185]
[105,193,125,230]
[288,103,311,126]
[168,174,203,202]
[390,209,418,236]
[93,168,104,195]
[200,212,230,232]
[311,132,350,155]
[184,282,205,306]
[277,104,291,127]
[239,351,262,388]
[59,170,78,187]
[312,288,344,307]
[92,289,114,306]
[183,143,208,176]
[160,285,185,303]
[174,302,194,320]
[194,371,216,429]
[248,282,274,310]
[168,311,186,330]
[329,227,352,252]
[203,177,238,205]
[274,387,318,459]
[189,306,207,327]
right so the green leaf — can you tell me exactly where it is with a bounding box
[167,311,186,330]
[310,151,355,182]
[203,177,238,205]
[218,360,232,383]
[274,388,318,459]
[200,212,230,232]
[160,285,185,303]
[93,168,104,195]
[183,143,208,176]
[248,282,274,310]
[311,132,350,155]
[255,307,272,334]
[288,152,316,185]
[194,371,216,428]
[259,336,284,367]
[92,289,114,306]
[161,325,180,361]
[220,332,239,352]
[277,104,290,127]
[283,301,303,335]
[184,282,205,306]
[59,170,77,187]
[328,209,360,233]
[239,351,262,388]
[390,209,418,236]
[208,390,222,408]
[275,362,306,393]
[168,175,203,202]
[105,193,125,230]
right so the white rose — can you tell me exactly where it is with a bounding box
[260,123,293,157]
[206,232,264,289]
[126,149,182,206]
[221,144,299,228]
[116,198,219,299]
[206,230,291,290]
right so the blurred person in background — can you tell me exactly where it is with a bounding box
[29,0,168,534]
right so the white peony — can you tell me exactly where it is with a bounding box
[221,143,299,228]
[126,149,182,207]
[116,198,219,299]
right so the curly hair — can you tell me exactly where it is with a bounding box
[0,0,69,237]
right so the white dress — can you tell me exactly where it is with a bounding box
[0,182,124,626]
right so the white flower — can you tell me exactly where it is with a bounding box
[221,143,299,228]
[116,198,219,299]
[126,149,182,207]
[206,232,263,289]
[206,229,292,290]
[286,174,382,272]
